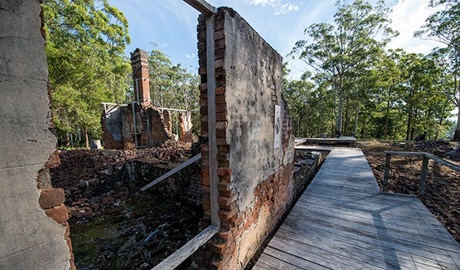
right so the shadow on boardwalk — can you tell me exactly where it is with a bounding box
[253,148,460,270]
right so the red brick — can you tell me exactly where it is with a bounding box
[216,121,227,130]
[45,204,69,223]
[216,104,227,113]
[217,168,232,176]
[44,150,60,169]
[216,112,227,121]
[214,30,225,40]
[219,208,237,222]
[216,95,226,104]
[202,174,210,186]
[218,195,236,207]
[201,144,209,152]
[39,188,65,209]
[216,129,227,138]
[216,138,228,146]
[215,38,225,49]
[211,243,227,255]
[216,86,225,95]
[219,175,231,183]
[218,182,231,191]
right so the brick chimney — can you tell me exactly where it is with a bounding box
[130,48,150,104]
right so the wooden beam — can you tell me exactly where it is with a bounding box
[152,225,219,270]
[183,0,216,16]
[383,151,425,157]
[140,153,202,191]
[424,153,460,172]
[419,155,428,195]
[205,13,221,228]
[382,153,391,192]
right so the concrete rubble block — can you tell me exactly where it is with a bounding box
[0,0,72,269]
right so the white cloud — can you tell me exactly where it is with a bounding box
[275,3,300,15]
[245,0,299,15]
[388,0,443,53]
[185,53,196,59]
[247,0,280,7]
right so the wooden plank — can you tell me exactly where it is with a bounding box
[277,225,447,270]
[425,153,460,172]
[269,235,391,270]
[253,148,460,270]
[287,203,460,252]
[140,153,201,191]
[384,151,425,157]
[254,251,312,270]
[273,228,420,270]
[183,0,216,16]
[383,153,391,192]
[152,225,218,270]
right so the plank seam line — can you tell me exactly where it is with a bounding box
[274,233,391,270]
[267,245,334,270]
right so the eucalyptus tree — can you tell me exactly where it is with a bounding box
[148,49,199,111]
[416,0,460,139]
[43,0,131,147]
[291,0,397,136]
[147,48,200,134]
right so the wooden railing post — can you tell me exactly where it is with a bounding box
[419,155,429,196]
[383,153,391,192]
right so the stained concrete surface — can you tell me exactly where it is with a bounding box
[0,0,70,269]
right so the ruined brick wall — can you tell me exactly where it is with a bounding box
[198,8,299,269]
[0,0,73,269]
[127,160,203,205]
[102,104,173,149]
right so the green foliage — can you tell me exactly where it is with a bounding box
[43,0,131,144]
[286,0,455,141]
[415,0,460,139]
[147,46,200,135]
[291,0,397,136]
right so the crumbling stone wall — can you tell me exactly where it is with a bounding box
[198,8,298,269]
[0,0,73,269]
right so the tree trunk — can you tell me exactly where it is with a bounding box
[406,108,412,141]
[85,130,90,149]
[453,104,460,141]
[384,99,390,139]
[336,89,343,137]
[354,107,359,137]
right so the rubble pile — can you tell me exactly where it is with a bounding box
[51,141,206,269]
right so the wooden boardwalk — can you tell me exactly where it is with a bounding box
[254,148,460,270]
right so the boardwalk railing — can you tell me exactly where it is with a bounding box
[382,151,460,242]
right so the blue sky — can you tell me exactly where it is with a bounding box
[107,0,441,79]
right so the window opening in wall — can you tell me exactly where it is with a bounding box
[44,0,217,269]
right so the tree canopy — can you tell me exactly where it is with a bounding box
[43,0,131,146]
[287,0,455,140]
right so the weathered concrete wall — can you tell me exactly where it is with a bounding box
[0,0,72,269]
[198,8,299,270]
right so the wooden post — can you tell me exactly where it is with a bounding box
[383,153,391,192]
[419,155,429,196]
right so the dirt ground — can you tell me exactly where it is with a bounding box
[359,140,460,243]
[51,141,208,270]
[52,140,459,269]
